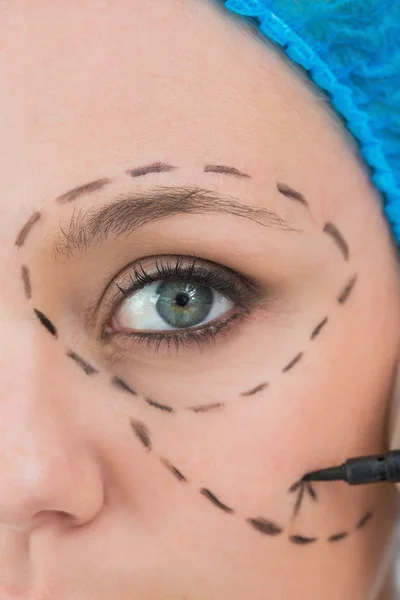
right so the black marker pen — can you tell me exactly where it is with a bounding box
[304,450,400,485]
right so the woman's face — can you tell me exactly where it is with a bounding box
[1,1,400,599]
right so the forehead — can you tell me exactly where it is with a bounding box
[0,0,357,240]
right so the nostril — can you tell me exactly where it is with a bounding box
[32,510,73,532]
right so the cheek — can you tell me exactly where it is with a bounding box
[145,277,398,534]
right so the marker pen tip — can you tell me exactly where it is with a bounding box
[303,465,345,482]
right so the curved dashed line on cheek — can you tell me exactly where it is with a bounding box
[282,352,303,373]
[356,510,373,530]
[129,417,374,545]
[111,376,138,395]
[247,517,282,536]
[338,275,358,304]
[131,418,152,451]
[200,488,235,514]
[289,534,318,545]
[188,402,226,413]
[145,397,175,413]
[66,350,99,376]
[240,382,269,397]
[33,309,59,339]
[310,316,328,340]
[159,456,188,482]
[328,531,348,542]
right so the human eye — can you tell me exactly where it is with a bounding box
[99,254,263,357]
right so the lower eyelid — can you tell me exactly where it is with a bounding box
[106,300,236,335]
[105,304,240,339]
[101,307,253,358]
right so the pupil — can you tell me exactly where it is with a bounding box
[175,292,190,307]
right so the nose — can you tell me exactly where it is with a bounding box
[0,318,104,533]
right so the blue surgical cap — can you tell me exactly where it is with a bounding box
[221,0,400,245]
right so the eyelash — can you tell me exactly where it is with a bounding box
[103,254,261,356]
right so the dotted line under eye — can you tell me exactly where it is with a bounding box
[33,309,58,339]
[109,273,357,415]
[130,418,374,545]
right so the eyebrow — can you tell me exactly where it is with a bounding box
[52,185,298,260]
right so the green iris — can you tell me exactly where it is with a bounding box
[155,280,213,328]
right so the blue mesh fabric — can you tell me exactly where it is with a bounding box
[221,0,400,244]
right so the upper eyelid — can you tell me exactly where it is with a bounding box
[91,255,261,339]
[110,257,253,303]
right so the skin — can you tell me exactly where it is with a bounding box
[0,0,400,598]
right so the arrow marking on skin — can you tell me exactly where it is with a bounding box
[288,478,318,521]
